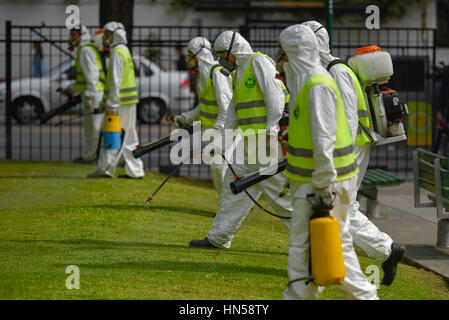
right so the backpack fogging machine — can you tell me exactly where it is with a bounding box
[348,45,408,145]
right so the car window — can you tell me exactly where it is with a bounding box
[142,63,153,76]
[44,59,73,79]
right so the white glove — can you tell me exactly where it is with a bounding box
[173,115,187,128]
[84,96,94,110]
[313,185,333,204]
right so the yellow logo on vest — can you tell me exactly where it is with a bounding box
[245,77,256,89]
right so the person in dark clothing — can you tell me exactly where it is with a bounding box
[175,46,188,71]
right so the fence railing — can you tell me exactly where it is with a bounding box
[0,22,439,179]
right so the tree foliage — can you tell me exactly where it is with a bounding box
[99,0,134,43]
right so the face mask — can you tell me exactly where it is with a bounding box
[218,57,236,77]
[218,31,237,77]
[103,33,113,48]
[103,25,123,48]
[185,51,199,70]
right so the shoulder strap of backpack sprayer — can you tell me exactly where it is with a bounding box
[327,59,375,144]
[209,64,222,80]
[327,59,351,72]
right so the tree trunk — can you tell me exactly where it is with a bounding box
[99,0,134,47]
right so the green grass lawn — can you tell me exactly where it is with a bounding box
[0,160,448,300]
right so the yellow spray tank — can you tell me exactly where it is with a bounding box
[308,195,346,286]
[103,111,122,149]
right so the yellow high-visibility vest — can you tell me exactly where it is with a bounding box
[232,52,268,135]
[286,74,358,182]
[74,44,105,94]
[104,46,139,106]
[198,65,222,128]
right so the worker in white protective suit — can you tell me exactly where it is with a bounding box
[189,30,292,249]
[302,20,404,286]
[67,25,105,164]
[88,22,145,179]
[278,24,378,300]
[172,37,231,193]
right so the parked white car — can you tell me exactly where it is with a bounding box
[0,55,194,124]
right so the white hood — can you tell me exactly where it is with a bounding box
[301,21,337,67]
[104,21,127,47]
[279,24,323,89]
[214,30,254,67]
[187,36,216,91]
[279,24,338,189]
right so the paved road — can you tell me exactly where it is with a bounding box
[366,181,449,280]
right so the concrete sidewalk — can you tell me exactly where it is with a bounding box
[362,181,449,280]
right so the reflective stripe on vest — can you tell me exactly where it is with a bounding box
[233,52,268,135]
[285,74,358,182]
[338,63,374,146]
[104,47,139,106]
[198,65,223,128]
[74,44,105,94]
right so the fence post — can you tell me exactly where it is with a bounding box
[5,20,12,160]
[326,0,333,53]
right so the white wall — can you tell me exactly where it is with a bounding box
[334,0,437,29]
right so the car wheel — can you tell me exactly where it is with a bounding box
[138,98,166,124]
[13,96,43,124]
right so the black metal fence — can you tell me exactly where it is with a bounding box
[0,22,439,178]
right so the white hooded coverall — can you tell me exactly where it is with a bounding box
[97,22,145,178]
[204,31,292,249]
[302,20,393,263]
[71,25,105,162]
[279,24,378,300]
[180,37,231,193]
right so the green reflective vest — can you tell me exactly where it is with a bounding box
[337,63,374,146]
[74,44,105,94]
[286,74,358,183]
[233,52,290,135]
[104,46,139,106]
[198,65,222,128]
[233,52,268,135]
